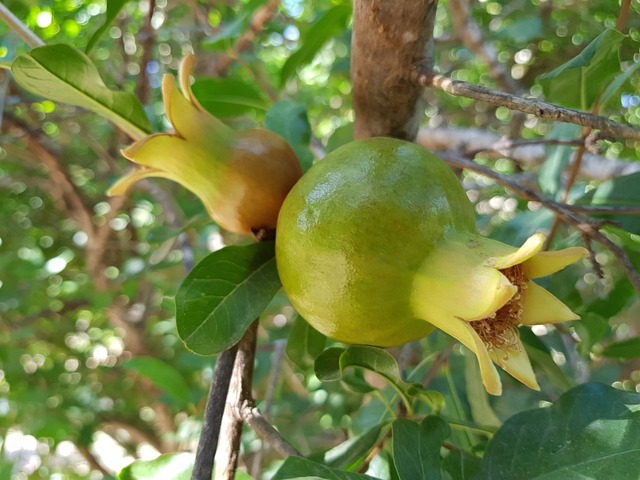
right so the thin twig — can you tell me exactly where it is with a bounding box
[136,0,156,103]
[192,346,239,480]
[217,320,260,479]
[215,0,281,76]
[418,73,640,141]
[441,152,640,295]
[238,400,300,458]
[0,1,45,48]
[616,0,632,33]
[423,342,455,388]
[466,138,588,158]
[250,338,287,477]
[561,204,640,215]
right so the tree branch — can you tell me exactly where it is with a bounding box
[191,346,239,480]
[351,0,439,140]
[418,73,640,141]
[440,152,640,295]
[417,126,640,181]
[0,1,45,48]
[215,0,281,76]
[237,400,300,458]
[216,320,259,479]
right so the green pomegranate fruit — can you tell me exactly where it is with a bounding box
[276,137,476,346]
[276,137,587,395]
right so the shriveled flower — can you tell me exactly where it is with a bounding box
[109,54,301,235]
[413,231,587,395]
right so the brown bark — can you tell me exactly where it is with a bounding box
[351,0,438,140]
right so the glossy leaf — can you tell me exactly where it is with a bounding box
[191,78,268,118]
[600,337,640,359]
[538,29,625,109]
[117,452,194,480]
[124,357,190,405]
[272,456,380,480]
[175,242,281,355]
[392,416,451,480]
[477,383,640,479]
[314,347,346,382]
[265,101,314,172]
[286,314,327,371]
[314,346,444,412]
[280,4,352,86]
[441,450,482,480]
[86,0,128,53]
[11,44,151,139]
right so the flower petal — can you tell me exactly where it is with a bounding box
[487,233,546,270]
[162,74,231,148]
[523,247,588,279]
[179,53,198,105]
[107,167,173,196]
[413,235,518,323]
[460,323,503,395]
[520,281,580,326]
[120,134,227,204]
[487,333,540,391]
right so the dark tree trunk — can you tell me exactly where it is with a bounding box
[351,0,438,141]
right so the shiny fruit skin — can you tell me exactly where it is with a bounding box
[276,137,476,347]
[219,129,303,235]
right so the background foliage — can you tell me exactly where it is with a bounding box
[1,0,640,478]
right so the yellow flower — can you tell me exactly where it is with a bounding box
[412,231,587,395]
[109,55,301,235]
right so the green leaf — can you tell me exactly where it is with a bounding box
[191,78,268,118]
[175,242,281,355]
[124,357,190,405]
[325,424,388,470]
[573,172,640,234]
[600,337,640,359]
[11,44,151,139]
[538,29,625,109]
[265,101,314,172]
[203,15,248,51]
[392,416,451,480]
[279,4,352,86]
[314,346,444,412]
[600,61,640,108]
[86,0,128,53]
[440,450,482,480]
[286,314,327,370]
[272,456,381,480]
[117,452,194,480]
[315,347,346,382]
[520,328,573,392]
[477,383,640,479]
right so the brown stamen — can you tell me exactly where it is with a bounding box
[471,264,527,352]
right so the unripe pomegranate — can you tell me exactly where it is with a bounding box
[276,138,587,395]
